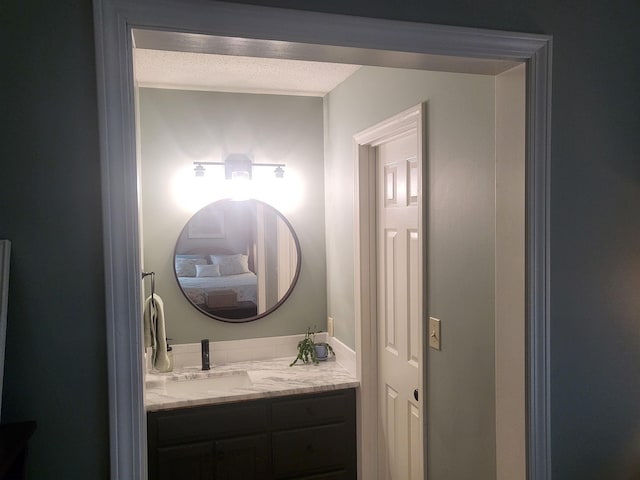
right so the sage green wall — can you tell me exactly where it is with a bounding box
[324,66,497,479]
[139,88,326,342]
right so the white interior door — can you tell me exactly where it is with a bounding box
[376,130,424,479]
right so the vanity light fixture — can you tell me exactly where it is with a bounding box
[193,154,286,179]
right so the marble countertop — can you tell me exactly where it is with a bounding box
[145,357,359,411]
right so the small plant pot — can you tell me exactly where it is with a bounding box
[314,344,329,361]
[290,329,335,366]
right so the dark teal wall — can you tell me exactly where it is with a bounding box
[1,0,638,479]
[0,0,109,478]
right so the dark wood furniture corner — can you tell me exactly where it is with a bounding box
[0,421,36,480]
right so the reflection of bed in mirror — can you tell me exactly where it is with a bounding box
[175,248,258,319]
[174,199,301,323]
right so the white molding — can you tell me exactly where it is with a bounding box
[353,105,423,146]
[93,2,146,479]
[526,36,553,480]
[92,1,552,478]
[495,64,527,480]
[352,141,378,480]
[328,335,356,378]
[353,104,424,479]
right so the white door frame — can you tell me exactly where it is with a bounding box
[93,1,552,479]
[354,105,426,479]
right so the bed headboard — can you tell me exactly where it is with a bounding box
[180,246,255,273]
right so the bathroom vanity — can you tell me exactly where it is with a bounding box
[145,358,358,480]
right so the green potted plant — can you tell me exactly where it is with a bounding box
[290,327,335,366]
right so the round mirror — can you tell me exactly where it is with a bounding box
[174,199,301,322]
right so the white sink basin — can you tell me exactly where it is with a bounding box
[150,371,253,395]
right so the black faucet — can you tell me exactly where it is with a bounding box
[201,339,210,370]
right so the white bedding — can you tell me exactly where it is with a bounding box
[178,272,257,305]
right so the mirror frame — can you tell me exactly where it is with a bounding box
[93,1,552,478]
[172,198,302,323]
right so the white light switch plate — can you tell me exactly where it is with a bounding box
[429,317,441,350]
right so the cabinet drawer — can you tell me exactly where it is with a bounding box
[271,390,352,429]
[215,434,270,480]
[272,423,349,478]
[151,402,268,445]
[156,441,214,480]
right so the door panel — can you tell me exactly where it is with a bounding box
[408,401,421,478]
[407,229,421,366]
[384,229,398,354]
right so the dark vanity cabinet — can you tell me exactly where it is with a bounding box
[147,388,357,480]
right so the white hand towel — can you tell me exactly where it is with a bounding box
[144,294,171,372]
[143,295,155,350]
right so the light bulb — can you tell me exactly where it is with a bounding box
[231,171,251,201]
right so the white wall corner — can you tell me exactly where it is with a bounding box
[328,335,357,377]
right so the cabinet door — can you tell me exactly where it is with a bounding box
[272,423,351,478]
[215,434,270,480]
[157,441,214,480]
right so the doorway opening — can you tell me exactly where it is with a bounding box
[354,105,426,479]
[93,2,551,479]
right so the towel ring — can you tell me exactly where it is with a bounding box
[142,271,156,303]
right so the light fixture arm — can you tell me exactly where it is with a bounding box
[193,155,286,179]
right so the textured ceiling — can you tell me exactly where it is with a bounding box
[133,49,361,97]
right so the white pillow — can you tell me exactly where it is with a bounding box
[195,263,221,277]
[175,257,207,277]
[209,254,250,276]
